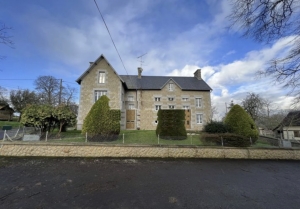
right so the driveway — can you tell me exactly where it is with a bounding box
[0,158,300,208]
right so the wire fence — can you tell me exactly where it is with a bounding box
[2,127,300,148]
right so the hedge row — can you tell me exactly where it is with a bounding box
[156,109,187,140]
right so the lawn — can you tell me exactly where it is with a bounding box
[48,130,204,145]
[0,120,21,128]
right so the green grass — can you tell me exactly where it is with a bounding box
[19,129,278,147]
[0,120,21,128]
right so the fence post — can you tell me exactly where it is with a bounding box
[85,132,87,142]
[221,136,223,146]
[250,137,252,145]
[3,130,6,141]
[191,135,193,145]
[22,127,25,137]
[123,133,124,144]
[45,131,48,142]
[158,134,160,145]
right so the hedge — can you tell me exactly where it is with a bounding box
[156,109,187,140]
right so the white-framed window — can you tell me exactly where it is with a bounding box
[94,90,107,102]
[168,97,174,101]
[155,97,161,101]
[169,105,175,109]
[128,96,134,101]
[182,97,188,101]
[155,105,162,111]
[99,72,106,83]
[183,106,189,110]
[128,104,135,109]
[196,114,203,124]
[195,98,202,108]
[169,83,173,91]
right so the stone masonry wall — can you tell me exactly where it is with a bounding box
[77,59,122,130]
[136,82,211,130]
[1,143,300,160]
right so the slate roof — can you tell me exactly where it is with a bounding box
[273,111,300,130]
[119,75,212,91]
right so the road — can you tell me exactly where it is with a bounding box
[0,158,300,208]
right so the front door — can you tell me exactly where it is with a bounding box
[185,109,191,130]
[126,110,136,129]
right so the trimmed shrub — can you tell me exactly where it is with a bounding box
[82,95,121,142]
[156,109,187,140]
[224,104,259,143]
[201,133,251,147]
[204,121,228,133]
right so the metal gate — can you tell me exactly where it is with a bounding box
[126,110,136,129]
[185,109,191,130]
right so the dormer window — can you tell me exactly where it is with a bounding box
[99,72,106,83]
[169,83,173,91]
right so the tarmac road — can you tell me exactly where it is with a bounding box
[0,158,300,209]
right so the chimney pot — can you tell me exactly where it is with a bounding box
[89,62,94,66]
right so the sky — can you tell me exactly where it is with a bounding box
[0,0,297,119]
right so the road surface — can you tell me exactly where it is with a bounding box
[0,158,300,208]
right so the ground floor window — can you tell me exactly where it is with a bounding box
[155,105,161,111]
[196,114,203,124]
[294,131,300,137]
[94,90,107,102]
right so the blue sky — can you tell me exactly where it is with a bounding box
[0,0,296,119]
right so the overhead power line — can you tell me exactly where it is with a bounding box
[93,0,136,90]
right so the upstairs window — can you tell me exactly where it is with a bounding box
[94,90,107,102]
[169,83,173,91]
[183,106,189,110]
[99,72,106,83]
[168,97,174,101]
[195,98,202,108]
[155,97,161,102]
[128,96,134,101]
[182,97,188,101]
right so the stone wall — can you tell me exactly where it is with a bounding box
[1,143,300,160]
[77,58,122,130]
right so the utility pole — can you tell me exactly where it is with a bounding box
[59,79,62,105]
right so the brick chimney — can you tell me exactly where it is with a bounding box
[138,67,143,79]
[194,69,201,80]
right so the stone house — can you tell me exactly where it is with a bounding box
[273,111,300,140]
[76,54,212,131]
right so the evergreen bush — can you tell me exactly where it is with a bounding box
[156,109,187,140]
[82,95,121,142]
[204,121,228,133]
[224,104,258,143]
[201,133,251,147]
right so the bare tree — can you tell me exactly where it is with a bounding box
[229,0,300,98]
[34,76,60,105]
[10,89,39,121]
[242,92,264,121]
[0,22,14,60]
[0,86,8,105]
[209,105,218,122]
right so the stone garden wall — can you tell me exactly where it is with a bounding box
[1,142,300,160]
